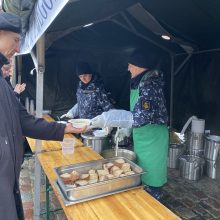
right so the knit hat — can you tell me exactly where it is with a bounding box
[128,49,151,69]
[0,12,21,34]
[76,61,93,76]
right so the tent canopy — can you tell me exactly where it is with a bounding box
[3,0,220,134]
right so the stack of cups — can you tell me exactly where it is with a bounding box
[61,138,75,155]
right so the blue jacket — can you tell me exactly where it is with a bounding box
[131,70,168,128]
[70,75,114,119]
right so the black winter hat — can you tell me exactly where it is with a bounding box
[76,61,93,76]
[128,49,151,69]
[0,12,21,34]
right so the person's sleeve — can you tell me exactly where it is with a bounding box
[19,102,65,141]
[68,103,79,118]
[99,87,114,111]
[131,84,158,128]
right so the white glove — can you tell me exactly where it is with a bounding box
[60,112,73,119]
[90,110,133,128]
[60,104,78,119]
[90,114,105,128]
[115,128,132,142]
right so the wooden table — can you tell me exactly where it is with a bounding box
[26,114,181,220]
[38,147,181,220]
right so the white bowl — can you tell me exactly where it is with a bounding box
[68,119,91,128]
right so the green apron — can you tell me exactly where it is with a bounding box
[130,87,168,187]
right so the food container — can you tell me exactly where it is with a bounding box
[179,155,205,181]
[81,130,110,153]
[69,119,91,128]
[168,143,186,169]
[101,148,136,162]
[204,135,220,161]
[54,157,145,202]
[205,159,216,179]
[186,132,204,151]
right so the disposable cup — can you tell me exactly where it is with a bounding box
[61,138,75,154]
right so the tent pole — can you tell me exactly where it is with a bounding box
[174,54,192,76]
[170,55,174,129]
[33,34,45,220]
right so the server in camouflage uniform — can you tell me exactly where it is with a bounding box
[61,61,114,119]
[91,49,168,201]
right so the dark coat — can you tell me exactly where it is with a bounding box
[0,53,65,220]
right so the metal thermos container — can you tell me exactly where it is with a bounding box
[168,143,185,169]
[179,155,204,181]
[81,131,110,154]
[204,135,220,161]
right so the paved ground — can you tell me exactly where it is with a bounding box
[20,157,220,220]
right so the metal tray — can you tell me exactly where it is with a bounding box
[54,157,145,201]
[54,180,144,206]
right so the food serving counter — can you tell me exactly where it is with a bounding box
[37,147,180,220]
[26,115,181,219]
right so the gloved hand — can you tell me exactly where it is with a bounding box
[115,128,132,142]
[90,114,105,128]
[90,110,133,128]
[60,112,73,119]
[60,104,78,119]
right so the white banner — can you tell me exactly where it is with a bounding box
[20,0,70,54]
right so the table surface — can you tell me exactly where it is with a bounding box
[38,147,181,220]
[27,114,181,220]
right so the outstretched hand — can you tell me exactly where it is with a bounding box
[64,123,87,134]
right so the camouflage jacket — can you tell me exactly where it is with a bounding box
[131,70,168,128]
[76,75,114,119]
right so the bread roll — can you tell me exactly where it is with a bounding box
[114,158,125,168]
[97,169,109,177]
[71,170,80,182]
[99,175,107,182]
[110,166,120,174]
[121,163,131,173]
[60,173,72,184]
[104,162,114,170]
[89,173,98,180]
[80,174,89,180]
[113,169,124,177]
[88,169,96,174]
[75,180,88,186]
[106,174,114,179]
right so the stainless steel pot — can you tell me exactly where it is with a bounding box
[101,148,136,162]
[186,149,204,157]
[168,143,186,169]
[186,132,204,151]
[81,131,110,153]
[216,151,220,187]
[179,155,205,181]
[204,135,220,161]
[205,159,216,179]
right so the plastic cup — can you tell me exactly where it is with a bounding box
[61,138,75,154]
